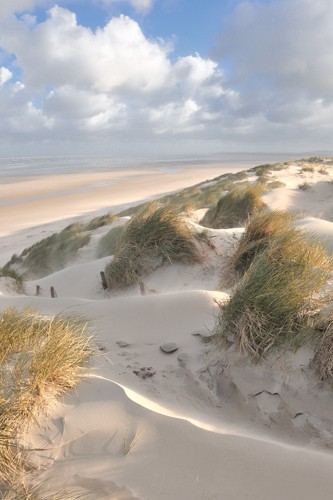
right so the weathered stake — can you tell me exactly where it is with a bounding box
[36,285,41,296]
[139,281,146,296]
[100,271,108,290]
[50,286,57,298]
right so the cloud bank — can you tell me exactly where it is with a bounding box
[0,0,332,156]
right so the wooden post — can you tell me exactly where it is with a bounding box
[100,271,108,290]
[50,286,57,298]
[139,281,146,296]
[36,285,41,296]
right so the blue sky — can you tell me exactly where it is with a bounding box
[0,0,332,157]
[65,1,226,57]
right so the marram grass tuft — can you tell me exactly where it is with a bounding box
[104,202,203,288]
[217,228,333,360]
[0,309,93,494]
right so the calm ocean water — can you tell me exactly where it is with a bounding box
[0,153,302,178]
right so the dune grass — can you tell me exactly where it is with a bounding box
[5,213,117,279]
[97,225,126,258]
[84,212,116,231]
[298,181,311,191]
[104,202,203,288]
[201,184,265,229]
[301,165,315,173]
[5,224,91,278]
[267,180,286,190]
[231,210,294,275]
[218,228,332,360]
[0,309,93,494]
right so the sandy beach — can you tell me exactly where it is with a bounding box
[0,164,241,237]
[1,159,333,499]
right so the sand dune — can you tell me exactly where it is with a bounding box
[2,160,333,499]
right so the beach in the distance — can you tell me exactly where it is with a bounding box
[0,164,236,235]
[0,153,302,236]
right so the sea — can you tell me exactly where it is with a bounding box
[0,152,304,178]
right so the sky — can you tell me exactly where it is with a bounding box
[0,0,332,158]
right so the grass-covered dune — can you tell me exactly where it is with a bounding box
[201,184,265,229]
[217,214,333,361]
[4,213,117,279]
[230,210,294,275]
[104,202,204,288]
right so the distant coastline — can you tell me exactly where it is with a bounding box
[0,152,304,178]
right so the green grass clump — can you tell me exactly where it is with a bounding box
[267,181,286,190]
[97,225,126,258]
[84,212,116,231]
[104,202,203,288]
[301,165,315,173]
[0,309,93,493]
[218,229,332,360]
[231,210,294,275]
[249,164,272,177]
[201,184,265,229]
[249,163,285,176]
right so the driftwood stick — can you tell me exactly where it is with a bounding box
[36,285,41,296]
[50,286,57,298]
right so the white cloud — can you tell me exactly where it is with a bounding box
[0,5,229,151]
[149,99,203,134]
[1,7,171,93]
[0,66,12,85]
